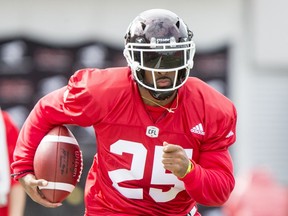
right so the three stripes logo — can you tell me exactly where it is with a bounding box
[190,123,205,135]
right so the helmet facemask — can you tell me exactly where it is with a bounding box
[124,40,195,92]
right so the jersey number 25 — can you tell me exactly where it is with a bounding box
[108,139,193,202]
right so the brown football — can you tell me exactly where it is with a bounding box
[33,125,83,203]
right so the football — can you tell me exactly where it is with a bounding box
[33,125,83,203]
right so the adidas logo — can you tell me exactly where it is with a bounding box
[190,123,205,135]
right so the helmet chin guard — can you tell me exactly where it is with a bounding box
[124,9,196,93]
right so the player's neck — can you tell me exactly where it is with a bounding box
[139,87,177,107]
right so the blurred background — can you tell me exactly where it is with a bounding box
[0,0,287,215]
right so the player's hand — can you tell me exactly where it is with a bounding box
[162,141,191,178]
[19,174,62,208]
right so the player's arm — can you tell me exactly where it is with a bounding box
[11,87,73,178]
[162,139,235,206]
[12,69,97,178]
[11,87,73,207]
[163,105,237,206]
[182,147,235,206]
[11,69,98,206]
[181,106,237,206]
[162,142,234,206]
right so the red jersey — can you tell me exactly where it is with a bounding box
[0,111,19,216]
[12,67,237,216]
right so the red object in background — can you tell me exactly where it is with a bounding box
[223,168,288,216]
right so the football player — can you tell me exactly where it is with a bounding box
[11,9,237,216]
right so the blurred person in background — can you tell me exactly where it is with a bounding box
[11,9,237,216]
[0,109,26,216]
[223,168,288,216]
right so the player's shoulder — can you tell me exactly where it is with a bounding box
[69,67,132,92]
[62,67,134,123]
[185,77,216,92]
[67,66,134,104]
[185,77,230,100]
[71,67,131,83]
[184,77,236,113]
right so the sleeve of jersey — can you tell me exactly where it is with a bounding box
[181,104,237,206]
[12,69,99,178]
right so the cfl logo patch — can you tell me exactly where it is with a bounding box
[146,126,159,138]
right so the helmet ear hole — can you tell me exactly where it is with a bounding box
[176,20,180,28]
[141,22,146,31]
